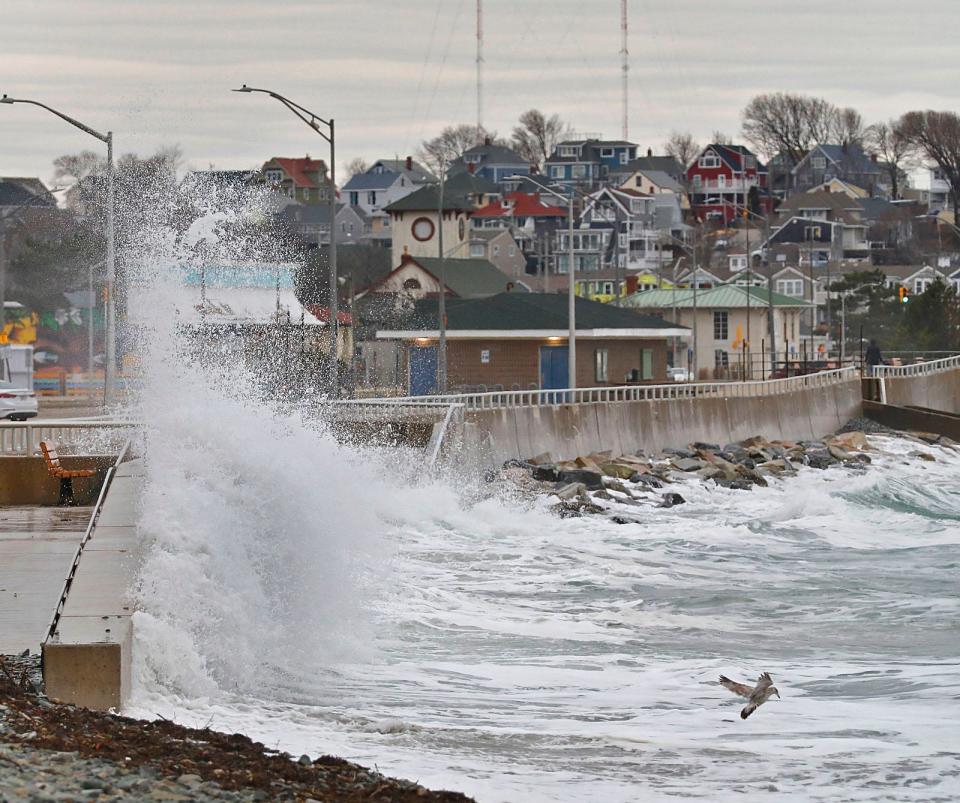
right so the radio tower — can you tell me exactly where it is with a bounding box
[621,0,629,140]
[476,0,484,144]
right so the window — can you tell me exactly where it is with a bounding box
[550,165,564,179]
[713,310,729,340]
[349,192,359,205]
[812,156,827,170]
[365,191,375,205]
[641,348,654,380]
[717,175,726,188]
[603,282,614,295]
[698,152,720,169]
[692,175,702,188]
[402,278,422,290]
[265,169,283,183]
[492,244,500,256]
[411,217,435,241]
[559,145,577,157]
[571,164,587,178]
[464,153,482,163]
[777,279,804,297]
[594,349,609,382]
[601,147,614,158]
[620,151,629,164]
[915,277,933,293]
[714,350,730,368]
[303,188,311,201]
[508,245,515,256]
[470,243,485,257]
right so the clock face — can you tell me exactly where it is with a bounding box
[458,218,465,240]
[412,217,435,241]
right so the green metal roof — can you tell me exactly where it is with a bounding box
[621,284,810,309]
[413,257,525,299]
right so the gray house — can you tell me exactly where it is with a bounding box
[791,144,889,197]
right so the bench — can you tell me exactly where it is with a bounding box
[40,441,97,505]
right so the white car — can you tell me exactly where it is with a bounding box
[0,383,38,421]
[667,367,691,382]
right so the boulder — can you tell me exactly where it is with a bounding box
[575,455,603,472]
[805,450,837,470]
[631,473,663,489]
[659,492,686,507]
[913,451,936,462]
[740,435,770,448]
[558,469,605,489]
[721,445,750,462]
[672,457,705,472]
[714,478,754,491]
[532,464,559,482]
[555,482,587,501]
[600,461,640,479]
[827,444,854,462]
[831,431,869,451]
[696,465,723,480]
[691,442,721,453]
[527,452,554,465]
[663,447,695,459]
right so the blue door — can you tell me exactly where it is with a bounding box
[539,346,569,390]
[409,346,438,395]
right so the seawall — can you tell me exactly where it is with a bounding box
[882,368,960,413]
[458,377,863,468]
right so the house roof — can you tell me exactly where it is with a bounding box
[546,139,637,164]
[635,170,683,192]
[0,178,56,207]
[370,255,521,299]
[456,142,529,165]
[797,143,881,176]
[269,157,328,188]
[342,158,434,191]
[616,155,684,177]
[694,144,763,172]
[378,291,688,339]
[622,284,810,309]
[472,192,568,219]
[385,172,498,213]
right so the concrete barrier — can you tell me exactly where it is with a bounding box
[463,378,863,467]
[43,458,142,712]
[883,369,960,413]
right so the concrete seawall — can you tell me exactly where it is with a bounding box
[882,368,960,414]
[459,378,863,467]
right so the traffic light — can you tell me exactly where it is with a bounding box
[898,286,909,304]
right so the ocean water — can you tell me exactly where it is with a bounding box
[124,195,960,802]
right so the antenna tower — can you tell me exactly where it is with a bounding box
[621,0,629,140]
[476,0,484,144]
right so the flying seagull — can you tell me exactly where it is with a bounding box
[719,672,781,719]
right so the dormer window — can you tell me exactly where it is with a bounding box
[465,153,482,164]
[373,165,385,174]
[698,152,720,169]
[265,169,283,183]
[559,146,577,158]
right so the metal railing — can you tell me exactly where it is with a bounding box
[873,353,960,378]
[0,420,137,455]
[45,437,133,643]
[334,367,858,413]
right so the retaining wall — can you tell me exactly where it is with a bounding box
[460,378,863,468]
[882,368,960,413]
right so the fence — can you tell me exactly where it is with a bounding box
[330,367,858,413]
[0,420,137,456]
[873,353,960,379]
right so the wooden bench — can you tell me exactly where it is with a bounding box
[40,441,97,505]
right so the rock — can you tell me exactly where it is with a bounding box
[658,492,686,507]
[690,441,720,452]
[555,482,587,500]
[527,452,554,465]
[631,473,663,488]
[531,464,559,482]
[827,444,854,462]
[502,458,536,471]
[720,446,749,463]
[604,479,630,494]
[663,447,695,459]
[714,478,754,491]
[574,455,603,472]
[831,431,869,451]
[558,469,604,489]
[672,457,705,472]
[600,461,640,479]
[592,489,614,501]
[696,465,723,480]
[739,435,770,448]
[912,432,942,445]
[914,451,936,462]
[298,754,312,766]
[805,450,838,470]
[735,465,768,487]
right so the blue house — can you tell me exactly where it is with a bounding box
[447,138,532,187]
[544,139,638,188]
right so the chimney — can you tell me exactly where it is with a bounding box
[626,275,639,295]
[484,136,491,146]
[401,246,413,265]
[870,153,878,163]
[405,155,413,171]
[646,148,652,157]
[468,163,476,174]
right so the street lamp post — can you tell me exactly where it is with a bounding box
[233,85,340,397]
[509,174,577,389]
[2,94,117,404]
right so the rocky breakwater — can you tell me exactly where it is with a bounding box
[495,428,953,521]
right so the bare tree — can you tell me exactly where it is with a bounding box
[833,107,866,148]
[663,131,701,170]
[417,123,506,176]
[511,109,573,170]
[711,131,732,146]
[52,150,103,184]
[866,119,911,199]
[900,110,960,221]
[343,157,369,180]
[741,92,841,165]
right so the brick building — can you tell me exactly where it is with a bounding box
[376,292,688,394]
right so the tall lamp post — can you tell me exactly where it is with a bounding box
[2,94,116,403]
[511,174,577,389]
[233,85,339,397]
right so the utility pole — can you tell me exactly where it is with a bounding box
[766,212,777,378]
[437,161,447,392]
[620,0,629,141]
[476,0,484,144]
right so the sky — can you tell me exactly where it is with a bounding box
[2,0,959,183]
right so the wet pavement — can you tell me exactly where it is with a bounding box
[0,506,92,654]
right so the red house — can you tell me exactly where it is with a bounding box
[685,144,772,225]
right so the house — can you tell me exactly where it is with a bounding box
[361,251,522,302]
[468,229,527,279]
[470,191,568,276]
[619,169,690,211]
[611,151,685,185]
[770,190,871,261]
[448,138,531,186]
[791,144,888,197]
[342,157,433,216]
[384,173,499,264]
[905,164,953,212]
[685,143,770,224]
[621,284,809,379]
[376,291,688,394]
[544,139,638,188]
[0,177,57,209]
[258,156,335,205]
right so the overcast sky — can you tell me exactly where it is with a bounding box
[2,0,958,183]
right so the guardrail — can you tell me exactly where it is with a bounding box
[331,367,858,413]
[45,437,133,643]
[873,353,960,378]
[0,420,138,456]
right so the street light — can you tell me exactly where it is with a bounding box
[510,174,577,389]
[233,85,340,397]
[2,94,117,404]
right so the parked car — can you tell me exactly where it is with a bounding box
[0,383,38,420]
[667,367,691,382]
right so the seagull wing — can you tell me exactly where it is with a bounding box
[754,672,773,691]
[719,675,753,698]
[740,701,759,719]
